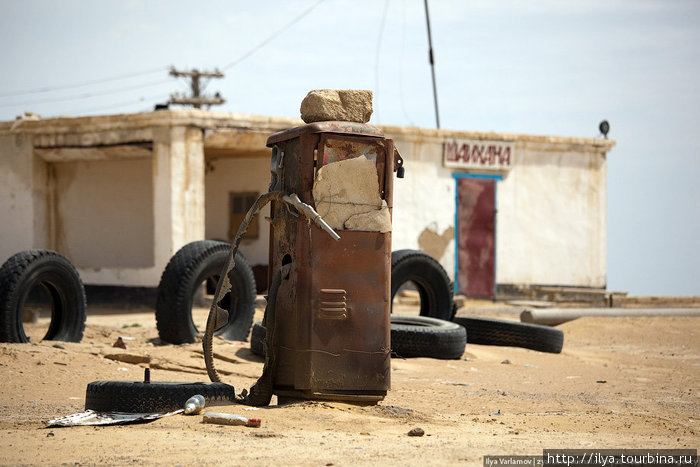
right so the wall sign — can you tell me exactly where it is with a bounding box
[443,139,514,170]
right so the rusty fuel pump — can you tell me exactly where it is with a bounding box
[203,121,403,405]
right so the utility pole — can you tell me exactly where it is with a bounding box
[423,0,440,129]
[168,66,225,108]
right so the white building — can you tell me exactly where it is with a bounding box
[0,109,614,300]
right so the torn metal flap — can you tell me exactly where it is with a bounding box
[213,305,229,331]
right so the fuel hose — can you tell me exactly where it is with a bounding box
[202,191,339,406]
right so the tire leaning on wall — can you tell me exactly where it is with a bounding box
[156,240,256,344]
[0,250,87,343]
[390,249,455,321]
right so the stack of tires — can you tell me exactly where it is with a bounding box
[389,249,563,356]
[1,244,562,359]
[249,249,563,360]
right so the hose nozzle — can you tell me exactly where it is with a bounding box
[283,193,341,241]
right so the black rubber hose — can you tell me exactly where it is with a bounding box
[203,191,284,384]
[202,190,293,406]
[239,263,290,406]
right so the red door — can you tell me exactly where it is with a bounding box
[456,177,496,297]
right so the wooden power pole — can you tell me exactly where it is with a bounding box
[168,67,225,108]
[423,0,440,129]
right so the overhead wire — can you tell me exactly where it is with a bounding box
[222,0,325,71]
[398,0,415,125]
[3,1,325,115]
[0,66,169,98]
[69,93,171,116]
[0,78,173,109]
[374,0,391,125]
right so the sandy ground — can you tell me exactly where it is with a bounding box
[0,300,698,466]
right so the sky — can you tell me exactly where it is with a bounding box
[1,0,698,296]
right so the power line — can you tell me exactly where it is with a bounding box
[2,0,325,109]
[2,1,323,113]
[0,66,169,99]
[69,94,170,116]
[374,0,390,124]
[0,78,173,109]
[222,0,325,71]
[398,0,415,125]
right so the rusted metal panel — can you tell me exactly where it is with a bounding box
[320,135,381,165]
[266,121,384,146]
[318,135,389,200]
[303,229,391,393]
[267,124,394,402]
[457,177,495,298]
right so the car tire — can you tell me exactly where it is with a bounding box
[391,249,455,320]
[249,316,467,360]
[452,316,564,353]
[84,380,236,413]
[390,315,466,359]
[0,250,86,343]
[156,240,256,344]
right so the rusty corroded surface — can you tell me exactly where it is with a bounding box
[320,135,382,166]
[267,127,396,402]
[266,121,384,146]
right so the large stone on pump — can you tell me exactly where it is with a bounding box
[300,89,373,123]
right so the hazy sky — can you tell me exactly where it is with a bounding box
[1,0,698,295]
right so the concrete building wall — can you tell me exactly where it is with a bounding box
[0,133,35,258]
[0,114,210,286]
[385,127,610,289]
[0,110,613,293]
[496,142,607,287]
[52,158,154,269]
[388,134,457,278]
[204,156,271,267]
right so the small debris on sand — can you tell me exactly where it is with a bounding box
[112,337,127,349]
[102,353,151,365]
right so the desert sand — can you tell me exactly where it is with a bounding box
[1,301,698,466]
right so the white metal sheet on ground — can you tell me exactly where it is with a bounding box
[45,409,183,427]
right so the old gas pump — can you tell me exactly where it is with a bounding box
[204,120,403,405]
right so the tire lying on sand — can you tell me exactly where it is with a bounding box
[250,316,466,360]
[0,250,86,343]
[391,249,455,321]
[85,380,236,413]
[452,316,563,354]
[156,240,256,344]
[390,315,466,359]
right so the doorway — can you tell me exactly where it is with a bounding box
[454,174,500,298]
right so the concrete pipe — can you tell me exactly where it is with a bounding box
[520,307,700,326]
